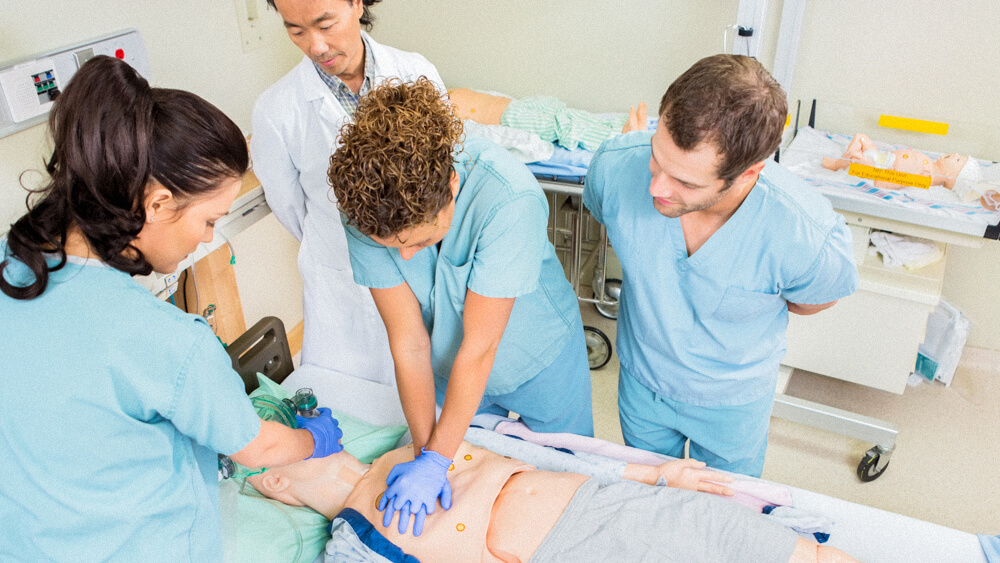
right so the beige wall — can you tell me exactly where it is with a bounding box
[0,0,304,334]
[372,0,740,114]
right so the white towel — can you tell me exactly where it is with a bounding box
[869,231,942,271]
[461,119,555,163]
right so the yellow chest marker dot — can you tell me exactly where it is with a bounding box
[449,464,455,471]
[902,154,909,159]
[456,523,466,532]
[469,108,475,113]
[464,454,473,461]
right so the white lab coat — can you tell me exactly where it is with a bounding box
[250,32,445,385]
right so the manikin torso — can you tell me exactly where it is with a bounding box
[345,442,588,562]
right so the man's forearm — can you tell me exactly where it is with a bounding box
[787,300,838,315]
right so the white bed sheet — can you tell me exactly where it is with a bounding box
[282,362,406,428]
[790,486,984,562]
[285,364,985,563]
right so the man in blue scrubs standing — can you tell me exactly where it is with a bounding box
[584,55,859,477]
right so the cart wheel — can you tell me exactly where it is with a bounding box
[584,326,612,370]
[857,450,890,482]
[594,278,622,320]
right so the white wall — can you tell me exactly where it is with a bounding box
[372,0,740,114]
[784,0,1000,350]
[0,0,304,334]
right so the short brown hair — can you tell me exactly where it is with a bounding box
[328,77,461,239]
[658,54,787,183]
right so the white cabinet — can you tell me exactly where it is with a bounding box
[783,222,948,394]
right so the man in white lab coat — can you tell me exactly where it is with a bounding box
[251,0,444,383]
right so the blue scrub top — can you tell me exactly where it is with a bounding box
[0,247,260,561]
[584,132,859,406]
[345,136,580,395]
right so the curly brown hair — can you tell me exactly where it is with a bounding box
[328,77,462,239]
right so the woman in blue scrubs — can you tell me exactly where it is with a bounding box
[328,78,593,537]
[0,56,341,560]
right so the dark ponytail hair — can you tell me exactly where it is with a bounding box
[1,55,248,300]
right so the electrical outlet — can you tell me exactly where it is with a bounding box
[234,0,267,53]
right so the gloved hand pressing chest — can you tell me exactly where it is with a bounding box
[378,448,453,536]
[295,408,344,459]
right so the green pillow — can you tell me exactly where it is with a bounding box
[227,373,409,563]
[224,476,330,563]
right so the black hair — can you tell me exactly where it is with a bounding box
[265,0,382,30]
[1,55,248,300]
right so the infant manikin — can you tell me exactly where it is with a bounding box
[822,133,998,211]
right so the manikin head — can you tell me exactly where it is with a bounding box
[933,152,970,190]
[269,0,379,77]
[649,54,787,218]
[247,449,370,519]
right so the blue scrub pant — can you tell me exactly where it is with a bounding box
[617,366,773,477]
[476,324,594,437]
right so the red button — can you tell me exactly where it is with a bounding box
[115,49,124,59]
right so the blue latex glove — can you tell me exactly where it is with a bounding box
[378,448,452,536]
[295,407,344,459]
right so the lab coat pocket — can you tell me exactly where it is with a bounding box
[713,285,783,323]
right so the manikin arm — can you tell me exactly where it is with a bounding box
[622,458,734,496]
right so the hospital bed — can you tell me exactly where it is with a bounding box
[220,341,989,563]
